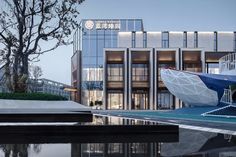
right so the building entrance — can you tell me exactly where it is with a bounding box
[131,90,149,110]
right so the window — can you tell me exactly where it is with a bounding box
[132,90,149,110]
[158,91,174,110]
[107,64,123,81]
[162,32,169,48]
[214,32,217,52]
[206,63,219,74]
[132,64,149,81]
[132,31,136,48]
[194,31,198,48]
[234,32,236,53]
[143,31,147,48]
[107,91,123,109]
[183,31,187,48]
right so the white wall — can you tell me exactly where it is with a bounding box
[135,32,143,48]
[218,32,234,52]
[169,32,183,48]
[118,32,132,47]
[198,32,214,51]
[187,32,194,48]
[147,32,161,47]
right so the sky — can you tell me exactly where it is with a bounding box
[37,0,236,84]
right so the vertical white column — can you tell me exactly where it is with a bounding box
[103,49,107,110]
[124,49,128,110]
[128,50,132,110]
[149,49,154,110]
[176,49,180,70]
[180,49,183,70]
[201,50,205,73]
[154,49,157,110]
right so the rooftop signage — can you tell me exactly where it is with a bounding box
[84,20,120,30]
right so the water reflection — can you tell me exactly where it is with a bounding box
[0,144,41,157]
[72,143,158,157]
[0,116,235,157]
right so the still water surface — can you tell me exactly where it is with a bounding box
[0,116,235,157]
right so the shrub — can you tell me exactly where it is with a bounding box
[0,93,68,101]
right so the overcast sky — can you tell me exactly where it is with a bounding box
[37,0,236,85]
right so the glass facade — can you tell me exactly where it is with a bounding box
[206,63,220,74]
[132,90,149,110]
[158,91,174,109]
[162,32,169,48]
[107,91,123,109]
[132,64,149,81]
[79,19,143,106]
[107,64,123,81]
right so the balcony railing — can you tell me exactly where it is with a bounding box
[219,53,236,73]
[220,88,232,105]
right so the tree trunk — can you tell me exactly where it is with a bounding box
[18,54,29,92]
[12,54,19,92]
[5,46,13,92]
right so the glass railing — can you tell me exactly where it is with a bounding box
[219,53,236,73]
[220,88,232,105]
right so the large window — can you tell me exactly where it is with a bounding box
[132,31,136,48]
[131,90,149,110]
[206,63,219,74]
[183,63,202,72]
[107,64,123,81]
[132,64,149,81]
[158,63,176,87]
[158,91,174,110]
[162,32,169,48]
[107,92,123,109]
[183,31,187,48]
[143,31,147,48]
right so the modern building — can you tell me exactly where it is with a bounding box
[72,19,236,110]
[29,78,71,99]
[71,19,144,105]
[103,31,236,110]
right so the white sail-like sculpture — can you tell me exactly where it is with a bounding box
[161,69,218,106]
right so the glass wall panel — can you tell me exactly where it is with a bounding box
[79,19,143,106]
[108,143,123,154]
[206,63,219,74]
[158,91,174,109]
[107,64,123,81]
[107,92,123,109]
[128,19,135,31]
[132,64,149,81]
[183,63,202,72]
[162,32,169,48]
[131,90,149,110]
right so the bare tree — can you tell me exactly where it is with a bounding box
[31,65,43,80]
[0,0,85,92]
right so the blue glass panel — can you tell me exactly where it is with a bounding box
[128,20,134,31]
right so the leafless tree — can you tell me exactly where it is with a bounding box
[0,0,84,92]
[31,65,43,80]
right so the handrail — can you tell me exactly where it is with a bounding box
[219,53,236,73]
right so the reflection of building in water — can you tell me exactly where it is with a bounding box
[161,129,236,157]
[71,117,160,157]
[71,143,159,157]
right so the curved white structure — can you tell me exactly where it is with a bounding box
[161,69,218,106]
[219,53,236,75]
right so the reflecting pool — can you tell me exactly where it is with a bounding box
[0,116,235,157]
